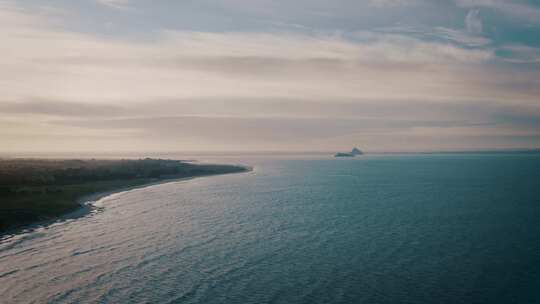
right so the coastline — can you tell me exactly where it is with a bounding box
[76,167,253,207]
[1,164,252,240]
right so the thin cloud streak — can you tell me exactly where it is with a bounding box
[95,0,130,9]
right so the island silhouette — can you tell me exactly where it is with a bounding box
[335,147,364,157]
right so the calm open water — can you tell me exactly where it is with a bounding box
[1,153,539,304]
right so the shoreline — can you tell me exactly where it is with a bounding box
[1,165,252,241]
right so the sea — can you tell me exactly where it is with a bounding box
[1,153,539,304]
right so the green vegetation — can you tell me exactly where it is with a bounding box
[0,158,248,233]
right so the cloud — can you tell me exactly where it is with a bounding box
[1,1,540,152]
[45,111,540,152]
[95,0,130,9]
[0,100,124,117]
[0,5,504,105]
[368,0,419,7]
[376,25,491,47]
[465,9,483,34]
[456,0,540,23]
[4,96,540,152]
[0,98,503,121]
[497,45,540,63]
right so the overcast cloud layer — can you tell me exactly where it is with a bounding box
[1,0,540,153]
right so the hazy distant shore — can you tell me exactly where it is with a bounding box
[0,158,250,236]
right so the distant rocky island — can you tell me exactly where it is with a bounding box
[335,147,364,157]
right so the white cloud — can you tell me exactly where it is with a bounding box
[0,5,501,105]
[465,9,483,34]
[456,0,540,23]
[95,0,130,9]
[376,25,491,47]
[368,0,419,7]
[498,45,540,63]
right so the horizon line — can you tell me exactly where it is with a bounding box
[2,148,540,159]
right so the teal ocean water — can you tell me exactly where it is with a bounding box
[1,153,539,303]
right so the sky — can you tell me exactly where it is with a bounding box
[1,0,540,154]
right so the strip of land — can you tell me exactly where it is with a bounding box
[0,158,249,234]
